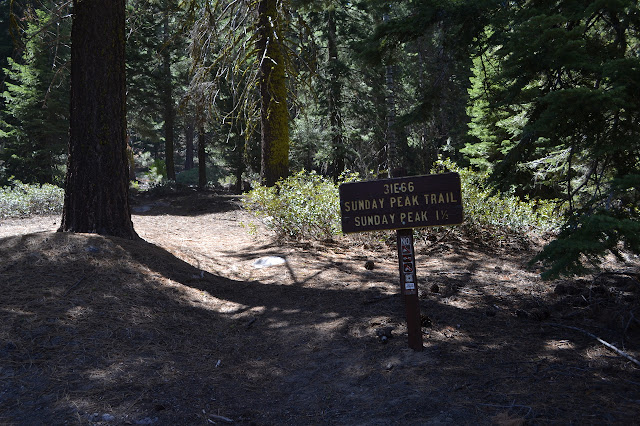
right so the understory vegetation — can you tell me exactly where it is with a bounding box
[0,180,64,219]
[1,0,638,278]
[243,165,564,242]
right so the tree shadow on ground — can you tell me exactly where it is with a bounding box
[1,231,639,424]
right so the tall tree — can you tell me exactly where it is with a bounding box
[59,0,136,239]
[0,0,13,74]
[257,0,290,186]
[160,0,176,180]
[127,0,188,180]
[368,0,488,174]
[467,0,640,277]
[0,2,70,185]
[382,10,399,176]
[325,6,344,180]
[188,0,301,187]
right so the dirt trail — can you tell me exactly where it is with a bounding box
[1,192,639,425]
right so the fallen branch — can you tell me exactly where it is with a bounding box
[63,275,87,296]
[549,323,640,368]
[208,414,234,423]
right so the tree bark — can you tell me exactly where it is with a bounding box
[184,121,195,171]
[161,1,176,180]
[257,0,289,187]
[197,126,207,189]
[327,8,345,181]
[383,12,398,176]
[59,0,136,239]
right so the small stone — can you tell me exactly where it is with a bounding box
[252,256,286,269]
[102,413,115,422]
[375,326,393,343]
[364,260,375,270]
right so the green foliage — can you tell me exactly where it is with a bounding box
[435,158,564,234]
[533,212,640,280]
[175,164,225,187]
[464,0,640,277]
[243,170,347,240]
[533,174,640,279]
[126,0,189,178]
[0,5,70,185]
[0,180,64,218]
[244,162,559,241]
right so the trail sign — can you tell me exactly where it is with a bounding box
[339,172,464,351]
[339,172,463,233]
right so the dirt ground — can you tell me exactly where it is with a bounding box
[1,190,639,425]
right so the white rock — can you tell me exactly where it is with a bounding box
[252,256,286,269]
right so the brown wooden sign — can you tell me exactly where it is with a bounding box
[339,172,463,234]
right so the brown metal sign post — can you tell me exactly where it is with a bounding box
[397,228,422,350]
[339,173,463,351]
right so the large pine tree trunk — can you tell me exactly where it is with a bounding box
[59,0,136,239]
[257,0,289,187]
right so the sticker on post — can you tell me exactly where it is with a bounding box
[405,274,414,282]
[405,282,415,290]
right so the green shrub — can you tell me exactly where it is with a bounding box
[243,171,343,240]
[243,164,562,242]
[434,158,564,234]
[0,180,64,218]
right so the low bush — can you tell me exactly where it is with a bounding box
[243,164,563,242]
[0,180,64,219]
[243,171,344,240]
[434,158,564,234]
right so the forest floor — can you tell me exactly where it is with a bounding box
[1,190,639,425]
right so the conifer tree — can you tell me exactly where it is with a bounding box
[127,0,188,180]
[59,0,136,239]
[0,3,70,184]
[468,0,640,277]
[358,0,489,174]
[257,0,290,186]
[188,0,301,187]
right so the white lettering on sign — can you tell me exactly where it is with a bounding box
[383,181,415,194]
[399,210,429,225]
[342,198,386,212]
[353,213,397,227]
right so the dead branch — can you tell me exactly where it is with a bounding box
[549,323,640,368]
[63,275,87,296]
[208,414,234,423]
